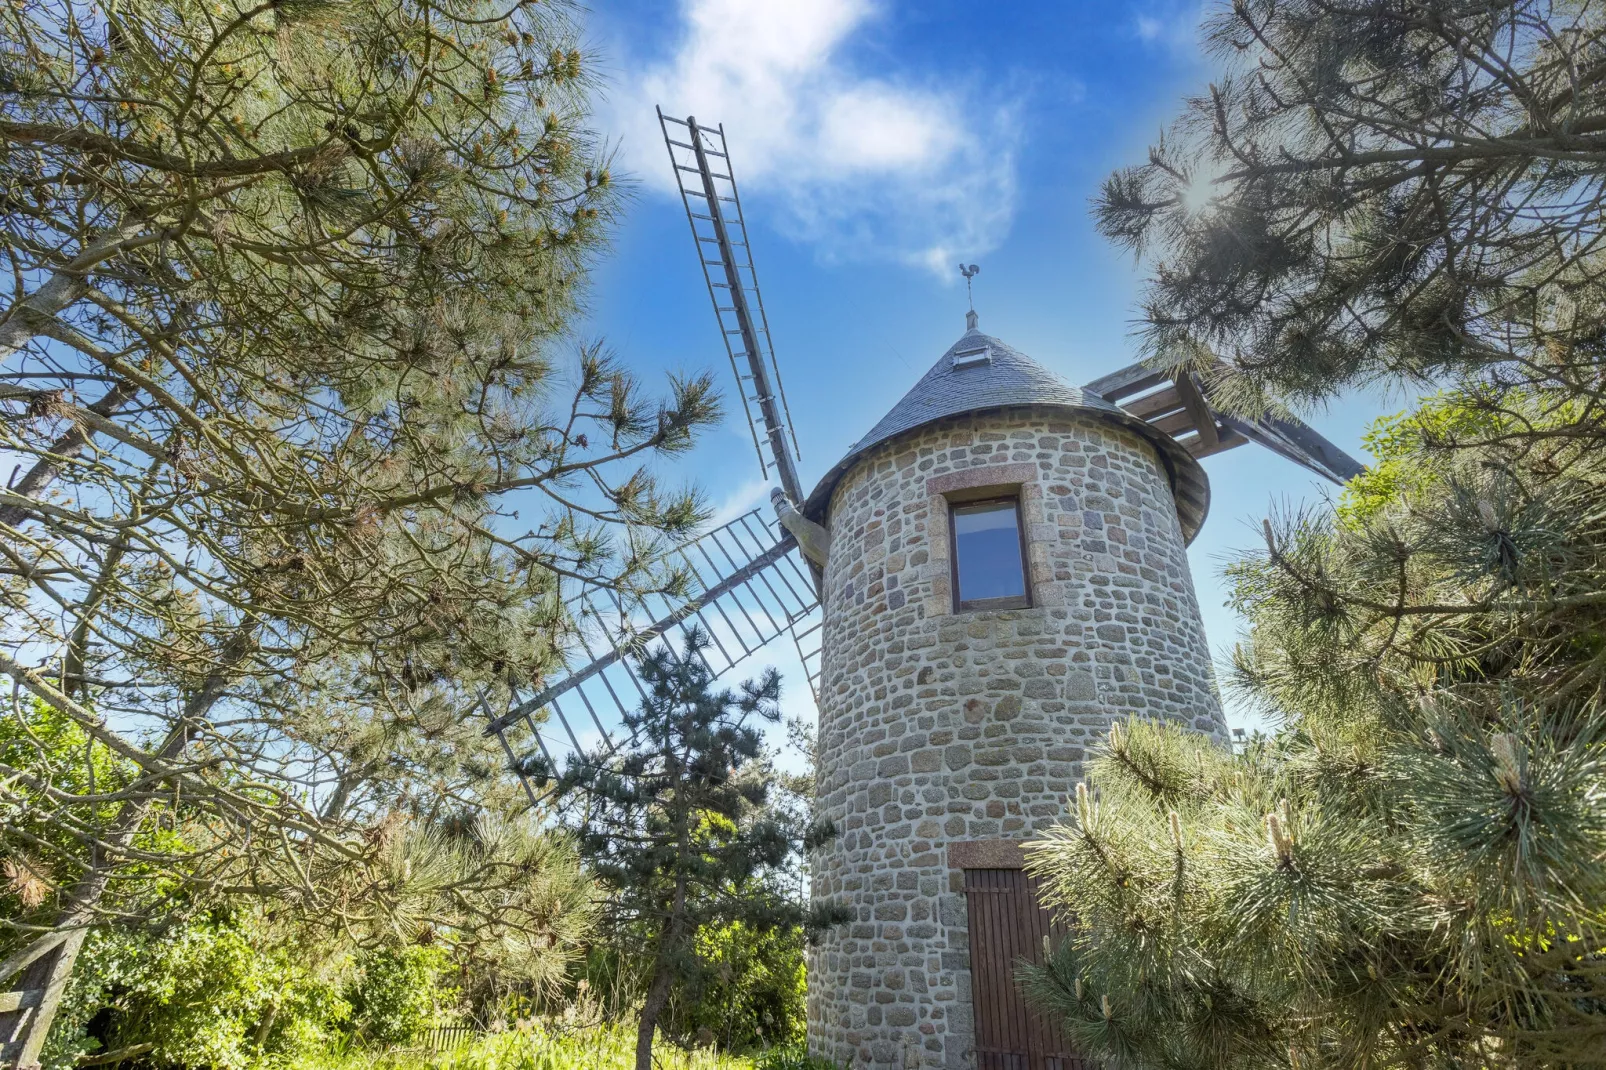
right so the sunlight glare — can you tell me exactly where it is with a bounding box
[1180,168,1220,215]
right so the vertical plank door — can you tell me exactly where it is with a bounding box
[964,868,1089,1070]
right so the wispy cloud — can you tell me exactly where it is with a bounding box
[1132,2,1210,53]
[604,0,1021,275]
[706,475,771,530]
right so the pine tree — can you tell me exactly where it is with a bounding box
[1023,2,1606,1067]
[1095,0,1606,424]
[544,631,837,1070]
[1024,432,1606,1062]
[0,0,720,1056]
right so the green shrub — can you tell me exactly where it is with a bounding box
[274,1021,787,1069]
[666,922,807,1051]
[42,910,350,1069]
[346,946,452,1045]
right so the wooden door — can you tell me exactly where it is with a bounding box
[964,868,1088,1070]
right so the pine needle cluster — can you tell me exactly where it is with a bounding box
[1028,2,1606,1066]
[1028,682,1606,1065]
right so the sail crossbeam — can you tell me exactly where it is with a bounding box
[483,508,820,800]
[1086,361,1363,485]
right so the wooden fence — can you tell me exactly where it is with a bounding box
[422,1023,478,1052]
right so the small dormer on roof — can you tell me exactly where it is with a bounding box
[801,324,1211,544]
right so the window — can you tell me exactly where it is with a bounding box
[951,343,991,369]
[949,497,1030,612]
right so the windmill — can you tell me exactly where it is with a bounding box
[478,110,1363,803]
[469,110,1371,1070]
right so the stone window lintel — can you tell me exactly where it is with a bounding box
[925,462,1038,502]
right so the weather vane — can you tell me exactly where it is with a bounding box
[959,263,981,329]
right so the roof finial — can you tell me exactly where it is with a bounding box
[959,263,980,331]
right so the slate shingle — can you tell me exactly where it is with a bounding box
[801,327,1210,543]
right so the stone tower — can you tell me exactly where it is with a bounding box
[795,324,1227,1069]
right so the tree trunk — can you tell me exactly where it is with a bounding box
[634,960,673,1070]
[637,861,689,1070]
[252,1002,280,1049]
[633,738,693,1070]
[0,623,256,1067]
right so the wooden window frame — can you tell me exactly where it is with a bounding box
[948,495,1032,614]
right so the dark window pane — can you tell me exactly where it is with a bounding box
[953,500,1026,604]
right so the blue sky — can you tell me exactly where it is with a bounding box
[571,0,1398,733]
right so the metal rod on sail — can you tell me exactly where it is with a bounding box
[684,116,805,504]
[483,533,800,737]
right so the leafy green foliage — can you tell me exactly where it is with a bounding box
[572,914,810,1055]
[0,700,132,924]
[664,921,807,1052]
[6,697,593,1063]
[42,908,351,1069]
[752,1044,843,1070]
[348,946,453,1046]
[1337,394,1514,526]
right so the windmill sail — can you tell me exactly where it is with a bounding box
[1084,362,1363,485]
[483,509,820,803]
[658,109,805,503]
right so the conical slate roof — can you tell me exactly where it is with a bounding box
[801,327,1210,543]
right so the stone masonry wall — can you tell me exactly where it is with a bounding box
[805,408,1226,1070]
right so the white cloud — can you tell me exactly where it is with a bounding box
[1132,3,1211,53]
[818,85,960,172]
[604,0,1020,274]
[706,475,771,530]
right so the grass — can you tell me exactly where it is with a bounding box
[271,1023,837,1070]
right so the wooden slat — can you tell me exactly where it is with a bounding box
[989,869,1013,1070]
[1120,385,1184,420]
[1083,357,1366,488]
[965,868,1087,1070]
[1083,361,1169,401]
[0,932,74,1065]
[1172,373,1219,449]
[1151,409,1197,436]
[1024,872,1078,1070]
[1187,426,1248,459]
[0,932,65,986]
[0,989,38,1014]
[1218,412,1364,484]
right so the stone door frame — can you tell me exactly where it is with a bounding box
[946,840,1087,1070]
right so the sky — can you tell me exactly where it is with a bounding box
[568,0,1398,736]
